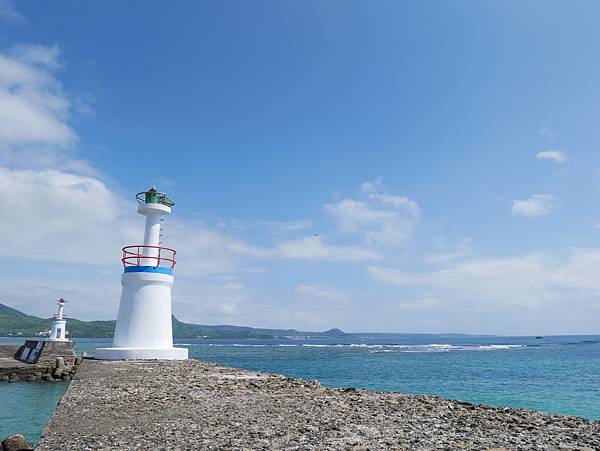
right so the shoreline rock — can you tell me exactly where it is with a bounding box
[1,434,33,451]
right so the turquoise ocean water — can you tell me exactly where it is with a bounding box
[2,334,599,444]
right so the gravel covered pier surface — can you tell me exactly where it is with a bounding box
[37,359,599,451]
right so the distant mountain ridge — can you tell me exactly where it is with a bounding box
[0,302,352,339]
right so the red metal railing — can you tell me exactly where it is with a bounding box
[121,245,177,269]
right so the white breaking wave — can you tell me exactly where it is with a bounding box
[181,342,527,353]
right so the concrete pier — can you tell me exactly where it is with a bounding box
[0,341,76,382]
[37,359,599,450]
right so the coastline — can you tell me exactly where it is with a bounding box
[37,359,599,450]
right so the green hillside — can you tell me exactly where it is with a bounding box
[0,302,351,339]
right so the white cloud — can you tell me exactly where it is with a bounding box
[173,281,254,319]
[424,237,472,264]
[0,168,216,271]
[0,44,96,173]
[10,44,62,69]
[512,194,556,217]
[538,127,557,137]
[0,167,138,265]
[360,178,419,216]
[423,252,467,264]
[276,236,379,262]
[367,266,424,285]
[296,284,348,301]
[551,248,600,291]
[326,179,419,248]
[0,46,75,149]
[536,150,566,163]
[397,297,442,310]
[369,248,600,309]
[229,219,313,232]
[260,220,312,231]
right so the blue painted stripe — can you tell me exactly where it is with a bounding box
[124,266,173,275]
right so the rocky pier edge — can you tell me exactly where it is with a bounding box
[36,358,599,451]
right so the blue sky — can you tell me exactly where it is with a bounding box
[1,1,600,334]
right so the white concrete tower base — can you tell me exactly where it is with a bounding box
[49,319,67,341]
[95,269,188,360]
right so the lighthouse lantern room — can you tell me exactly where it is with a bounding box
[95,187,188,360]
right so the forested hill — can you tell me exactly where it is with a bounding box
[0,302,351,339]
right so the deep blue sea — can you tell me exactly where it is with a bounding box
[2,334,600,444]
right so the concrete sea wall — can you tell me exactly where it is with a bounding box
[36,359,599,450]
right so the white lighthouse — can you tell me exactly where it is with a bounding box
[48,298,68,341]
[96,188,188,360]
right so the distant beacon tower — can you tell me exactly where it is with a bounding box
[96,188,188,360]
[48,298,68,341]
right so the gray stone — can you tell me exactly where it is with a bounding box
[1,434,33,451]
[55,357,65,369]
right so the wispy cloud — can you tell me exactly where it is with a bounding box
[0,44,95,173]
[360,178,420,217]
[10,44,62,69]
[367,266,425,285]
[0,0,23,25]
[369,248,600,309]
[536,150,566,163]
[512,194,557,218]
[397,297,442,310]
[538,127,557,138]
[276,236,379,262]
[424,237,472,264]
[326,178,419,248]
[296,284,348,301]
[230,219,313,232]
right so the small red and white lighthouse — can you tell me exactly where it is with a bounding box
[96,187,188,360]
[49,298,68,341]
